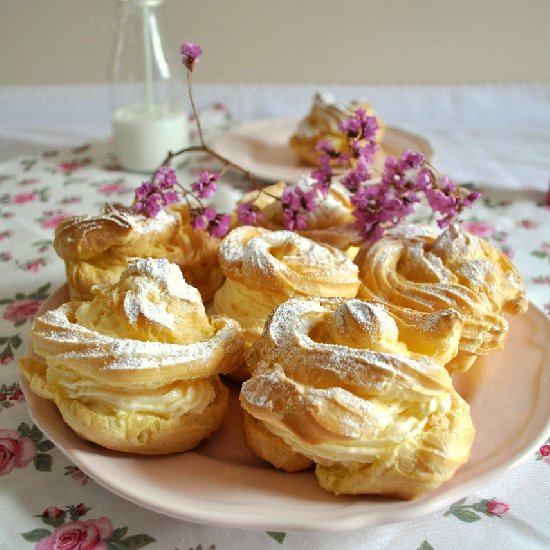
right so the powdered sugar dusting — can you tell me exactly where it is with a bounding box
[33,302,240,374]
[120,258,202,329]
[220,227,358,291]
[126,258,200,302]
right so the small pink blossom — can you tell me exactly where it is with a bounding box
[97,182,129,195]
[180,41,202,71]
[57,159,90,173]
[0,231,12,241]
[42,507,64,521]
[10,389,25,402]
[0,356,12,365]
[11,192,37,204]
[237,202,264,226]
[461,221,496,238]
[36,517,113,550]
[540,444,550,457]
[59,197,82,205]
[485,500,509,516]
[518,219,538,229]
[191,170,219,199]
[191,208,231,238]
[3,299,42,323]
[0,429,37,475]
[23,258,47,272]
[41,213,68,229]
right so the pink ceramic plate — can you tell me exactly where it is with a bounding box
[21,285,550,532]
[211,117,434,184]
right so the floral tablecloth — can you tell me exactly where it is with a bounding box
[1,85,550,550]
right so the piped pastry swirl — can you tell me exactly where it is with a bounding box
[20,258,243,454]
[355,224,528,374]
[54,202,223,303]
[211,226,360,380]
[240,297,475,498]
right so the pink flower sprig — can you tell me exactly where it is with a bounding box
[191,170,219,199]
[180,42,202,71]
[237,202,264,226]
[134,166,231,238]
[351,151,480,241]
[191,207,231,238]
[131,41,276,239]
[133,41,480,242]
[134,166,180,218]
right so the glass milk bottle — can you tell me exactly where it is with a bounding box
[111,0,189,173]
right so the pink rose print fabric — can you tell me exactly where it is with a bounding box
[0,428,36,475]
[35,517,113,550]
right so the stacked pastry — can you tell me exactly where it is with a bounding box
[211,226,360,380]
[19,258,243,454]
[354,224,528,374]
[240,297,475,498]
[54,202,224,303]
[289,91,384,167]
[237,179,361,252]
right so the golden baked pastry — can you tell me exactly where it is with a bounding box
[237,180,361,252]
[289,91,384,167]
[20,258,243,455]
[240,297,475,498]
[211,226,360,380]
[54,202,223,303]
[354,224,529,374]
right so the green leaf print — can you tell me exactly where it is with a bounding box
[34,453,53,472]
[107,533,156,549]
[21,528,51,542]
[267,531,287,543]
[452,508,481,522]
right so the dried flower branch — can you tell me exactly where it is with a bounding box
[133,41,480,241]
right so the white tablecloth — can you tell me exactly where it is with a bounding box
[0,84,549,550]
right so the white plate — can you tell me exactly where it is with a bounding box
[211,117,434,184]
[21,285,550,532]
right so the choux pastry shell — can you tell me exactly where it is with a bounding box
[354,224,528,374]
[211,226,360,380]
[20,258,243,454]
[54,202,224,303]
[240,297,475,498]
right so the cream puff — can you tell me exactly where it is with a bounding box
[240,297,475,498]
[54,202,224,303]
[354,223,528,374]
[20,258,243,454]
[211,226,360,380]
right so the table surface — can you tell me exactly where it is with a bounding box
[0,84,549,550]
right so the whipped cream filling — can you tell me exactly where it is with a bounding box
[212,278,280,334]
[261,385,452,465]
[50,366,215,417]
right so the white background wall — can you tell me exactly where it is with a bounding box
[1,0,549,85]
